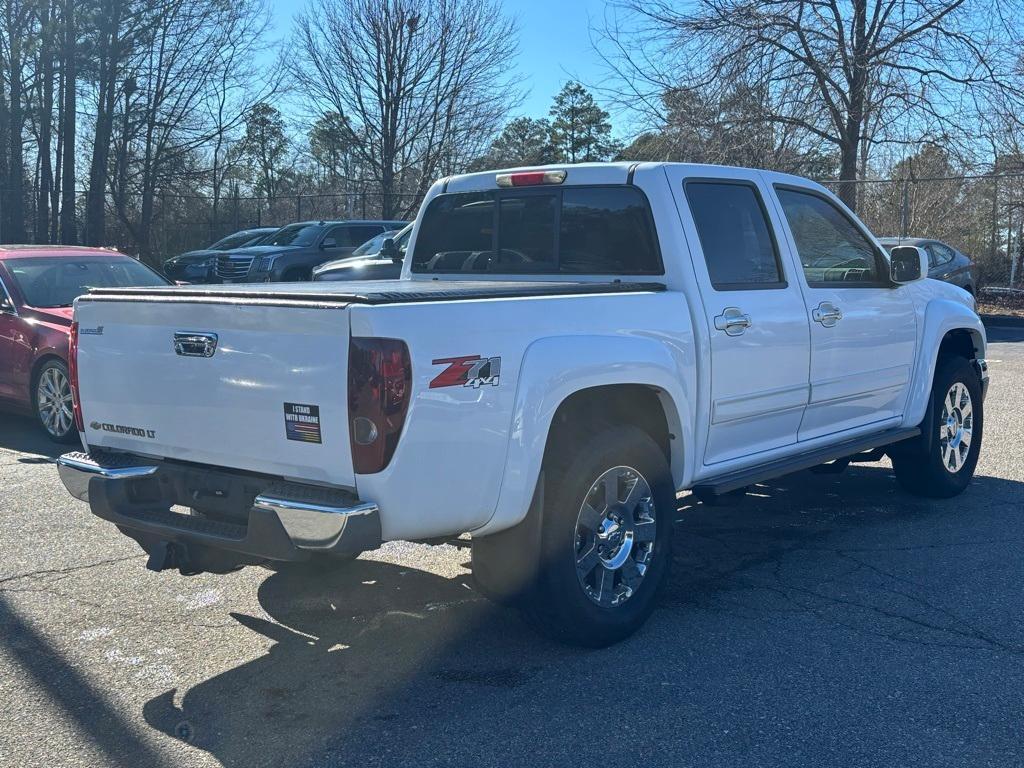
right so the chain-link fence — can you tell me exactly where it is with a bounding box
[145,190,423,261]
[10,173,1024,286]
[820,173,1024,289]
[2,188,423,263]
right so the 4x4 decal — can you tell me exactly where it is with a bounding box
[430,355,501,389]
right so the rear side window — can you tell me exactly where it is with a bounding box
[930,242,956,266]
[776,188,883,285]
[684,182,783,289]
[411,186,662,274]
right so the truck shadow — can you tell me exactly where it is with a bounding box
[141,465,1024,768]
[0,413,64,458]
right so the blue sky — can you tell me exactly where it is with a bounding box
[265,0,609,120]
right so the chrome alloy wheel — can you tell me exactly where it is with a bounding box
[939,381,973,474]
[37,366,74,438]
[574,466,657,607]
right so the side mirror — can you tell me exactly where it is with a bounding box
[890,245,927,284]
[321,237,338,249]
[380,238,400,261]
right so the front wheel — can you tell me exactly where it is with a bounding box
[34,359,79,444]
[892,356,983,498]
[520,424,675,647]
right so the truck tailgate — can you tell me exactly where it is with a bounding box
[74,297,354,486]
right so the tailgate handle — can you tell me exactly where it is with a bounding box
[173,331,218,358]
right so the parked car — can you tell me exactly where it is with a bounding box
[162,227,277,283]
[312,225,412,281]
[0,246,170,442]
[58,163,987,647]
[878,237,977,294]
[214,219,408,283]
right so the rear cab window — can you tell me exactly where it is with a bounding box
[411,186,662,275]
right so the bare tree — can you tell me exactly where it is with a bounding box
[108,0,271,261]
[602,0,1024,210]
[58,0,77,242]
[290,0,520,218]
[0,0,35,242]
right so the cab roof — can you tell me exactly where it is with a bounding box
[443,161,832,196]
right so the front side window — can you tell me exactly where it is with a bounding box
[5,257,168,308]
[410,186,662,275]
[684,181,783,289]
[776,188,884,285]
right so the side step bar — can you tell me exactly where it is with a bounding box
[692,426,921,497]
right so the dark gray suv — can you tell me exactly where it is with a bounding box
[215,219,408,283]
[878,237,977,295]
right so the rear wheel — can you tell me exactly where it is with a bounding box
[34,359,78,444]
[518,424,674,647]
[892,356,983,498]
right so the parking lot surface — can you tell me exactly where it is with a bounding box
[2,327,1023,768]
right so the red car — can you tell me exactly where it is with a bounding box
[0,246,169,442]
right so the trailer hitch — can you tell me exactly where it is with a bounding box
[145,541,201,576]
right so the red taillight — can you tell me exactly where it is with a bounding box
[348,337,412,474]
[68,320,84,432]
[495,170,567,187]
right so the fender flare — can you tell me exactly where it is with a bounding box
[475,334,693,537]
[904,298,986,428]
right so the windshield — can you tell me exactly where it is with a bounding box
[262,224,323,247]
[209,230,270,251]
[5,257,168,308]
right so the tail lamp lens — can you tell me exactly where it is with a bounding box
[348,337,411,474]
[68,320,84,432]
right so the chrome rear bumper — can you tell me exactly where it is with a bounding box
[57,452,159,502]
[56,452,380,566]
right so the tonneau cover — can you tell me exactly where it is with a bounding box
[81,279,666,307]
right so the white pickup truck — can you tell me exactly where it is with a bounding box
[58,162,988,646]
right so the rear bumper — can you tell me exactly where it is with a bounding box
[57,451,380,569]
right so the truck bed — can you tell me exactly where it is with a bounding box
[81,279,666,307]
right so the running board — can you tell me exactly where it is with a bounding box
[692,426,921,497]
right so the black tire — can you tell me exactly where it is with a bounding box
[892,356,983,498]
[518,424,675,647]
[33,359,79,444]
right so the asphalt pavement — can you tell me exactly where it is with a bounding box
[2,326,1023,767]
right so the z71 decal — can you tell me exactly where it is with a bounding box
[430,355,502,389]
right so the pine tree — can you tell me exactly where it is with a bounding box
[242,103,289,206]
[548,82,619,163]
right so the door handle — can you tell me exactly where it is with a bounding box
[714,307,752,336]
[812,301,843,327]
